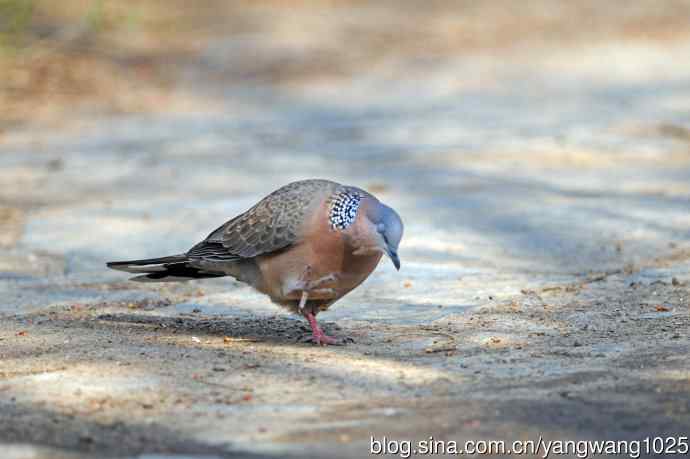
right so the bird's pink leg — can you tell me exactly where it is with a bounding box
[303,311,338,346]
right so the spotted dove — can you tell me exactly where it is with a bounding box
[107,179,404,345]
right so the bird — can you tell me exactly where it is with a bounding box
[107,179,404,345]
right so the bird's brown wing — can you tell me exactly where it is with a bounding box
[187,180,339,261]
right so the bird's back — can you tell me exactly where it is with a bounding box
[191,179,341,260]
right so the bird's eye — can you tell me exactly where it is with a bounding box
[377,223,385,233]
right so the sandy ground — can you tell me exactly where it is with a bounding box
[2,2,690,458]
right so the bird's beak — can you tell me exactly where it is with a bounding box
[386,249,401,271]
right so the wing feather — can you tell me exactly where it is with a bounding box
[187,180,339,261]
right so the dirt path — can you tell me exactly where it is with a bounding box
[2,2,690,458]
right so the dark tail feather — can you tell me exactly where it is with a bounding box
[106,255,226,282]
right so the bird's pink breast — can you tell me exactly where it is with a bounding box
[255,197,382,304]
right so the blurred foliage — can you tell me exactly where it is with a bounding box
[0,0,35,51]
[0,0,207,127]
[85,0,105,35]
[0,0,112,53]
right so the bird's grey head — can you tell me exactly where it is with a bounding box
[368,202,403,270]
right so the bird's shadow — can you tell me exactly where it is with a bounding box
[96,312,346,344]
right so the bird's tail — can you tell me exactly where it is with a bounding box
[106,255,226,282]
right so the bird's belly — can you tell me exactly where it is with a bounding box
[255,240,382,304]
[328,252,382,297]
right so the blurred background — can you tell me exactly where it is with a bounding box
[2,0,690,126]
[2,0,690,293]
[2,1,690,458]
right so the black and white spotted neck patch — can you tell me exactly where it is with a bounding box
[329,190,361,230]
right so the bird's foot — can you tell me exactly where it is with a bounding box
[300,330,341,346]
[294,266,339,290]
[301,311,349,346]
[308,273,339,288]
[298,331,353,346]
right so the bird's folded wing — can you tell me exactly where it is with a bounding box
[188,181,329,260]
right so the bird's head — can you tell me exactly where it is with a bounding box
[367,202,404,270]
[329,186,403,270]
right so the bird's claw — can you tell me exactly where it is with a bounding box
[301,311,351,346]
[298,331,349,346]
